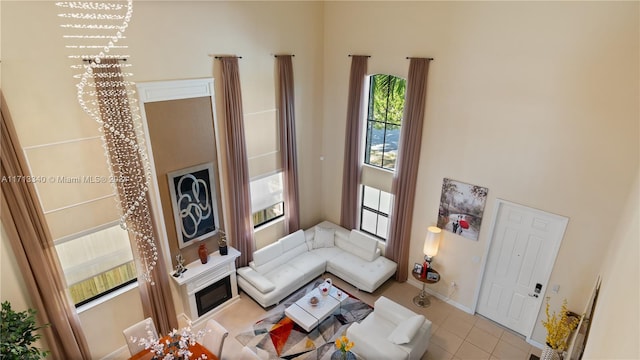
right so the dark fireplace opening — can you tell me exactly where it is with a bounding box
[195,275,232,317]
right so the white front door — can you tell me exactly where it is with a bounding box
[476,200,568,337]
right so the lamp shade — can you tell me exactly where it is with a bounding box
[423,226,442,257]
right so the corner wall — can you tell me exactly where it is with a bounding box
[322,1,639,344]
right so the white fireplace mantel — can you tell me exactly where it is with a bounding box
[171,246,240,323]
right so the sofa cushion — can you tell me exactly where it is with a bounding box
[335,230,378,262]
[280,229,306,252]
[327,252,397,292]
[264,264,305,289]
[288,252,327,279]
[251,242,284,274]
[278,230,310,263]
[237,267,276,293]
[313,226,335,249]
[387,314,425,345]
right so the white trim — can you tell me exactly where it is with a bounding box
[136,78,228,271]
[54,220,120,245]
[137,78,213,103]
[244,108,277,117]
[407,277,474,314]
[22,135,102,150]
[76,281,138,314]
[42,193,115,215]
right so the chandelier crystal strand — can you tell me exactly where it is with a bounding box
[57,0,157,283]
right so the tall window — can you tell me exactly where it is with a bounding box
[55,223,136,307]
[360,185,392,240]
[250,172,284,228]
[364,74,407,171]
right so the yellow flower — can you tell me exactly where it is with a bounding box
[335,335,355,353]
[541,297,581,351]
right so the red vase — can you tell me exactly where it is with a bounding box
[198,243,208,264]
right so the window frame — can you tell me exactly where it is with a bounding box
[54,221,138,308]
[363,74,406,171]
[359,185,392,241]
[249,171,285,228]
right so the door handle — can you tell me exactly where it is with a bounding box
[528,293,539,298]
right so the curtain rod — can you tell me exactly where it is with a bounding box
[213,56,243,59]
[406,57,434,60]
[348,55,371,58]
[82,58,127,63]
[274,54,295,57]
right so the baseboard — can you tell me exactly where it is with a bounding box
[407,277,474,314]
[100,345,130,360]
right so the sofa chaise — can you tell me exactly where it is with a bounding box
[236,221,398,308]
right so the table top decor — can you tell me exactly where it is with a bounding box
[130,322,210,360]
[334,335,355,359]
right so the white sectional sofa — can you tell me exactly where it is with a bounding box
[236,221,397,308]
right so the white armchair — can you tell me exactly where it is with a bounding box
[346,296,432,360]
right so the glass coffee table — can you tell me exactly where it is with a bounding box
[285,285,349,332]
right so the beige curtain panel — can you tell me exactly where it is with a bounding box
[1,92,92,360]
[340,55,369,230]
[219,56,255,267]
[276,55,301,234]
[387,58,432,282]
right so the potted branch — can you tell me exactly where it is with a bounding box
[218,230,228,256]
[0,301,49,360]
[541,297,580,360]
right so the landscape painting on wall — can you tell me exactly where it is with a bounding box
[437,178,488,241]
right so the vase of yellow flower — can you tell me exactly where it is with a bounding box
[541,297,580,360]
[332,335,356,360]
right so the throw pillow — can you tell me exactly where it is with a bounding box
[387,314,425,345]
[313,226,335,249]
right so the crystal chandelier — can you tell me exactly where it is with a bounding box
[56,1,158,283]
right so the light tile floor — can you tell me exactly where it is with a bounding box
[210,275,542,360]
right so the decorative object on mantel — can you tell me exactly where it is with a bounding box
[541,297,581,360]
[56,0,159,284]
[218,230,228,255]
[436,178,488,241]
[173,253,187,278]
[198,243,208,264]
[131,321,208,360]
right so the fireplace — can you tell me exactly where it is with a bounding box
[172,246,240,322]
[195,276,232,317]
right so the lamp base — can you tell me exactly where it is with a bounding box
[413,284,431,307]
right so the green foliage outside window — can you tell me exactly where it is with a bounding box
[369,74,406,126]
[365,74,407,170]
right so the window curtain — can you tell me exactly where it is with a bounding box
[340,55,369,230]
[218,56,255,267]
[93,59,177,334]
[387,58,432,282]
[276,55,300,234]
[0,92,92,360]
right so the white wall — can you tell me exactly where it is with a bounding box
[1,0,638,356]
[582,170,639,359]
[1,1,324,357]
[321,1,638,345]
